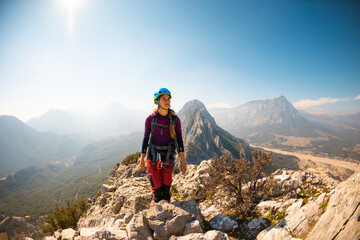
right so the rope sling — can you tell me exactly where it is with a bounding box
[147,113,178,170]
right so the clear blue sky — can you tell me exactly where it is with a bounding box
[1,0,359,121]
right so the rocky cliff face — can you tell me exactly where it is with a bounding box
[42,158,360,240]
[305,172,360,240]
[178,100,252,164]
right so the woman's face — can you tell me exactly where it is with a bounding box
[158,94,171,108]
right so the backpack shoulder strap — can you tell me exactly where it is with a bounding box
[170,113,177,129]
[150,112,157,135]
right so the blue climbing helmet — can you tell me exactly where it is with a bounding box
[154,88,171,104]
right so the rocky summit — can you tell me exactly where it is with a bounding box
[42,159,360,240]
[178,100,252,164]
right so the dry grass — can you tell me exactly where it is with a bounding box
[269,133,329,147]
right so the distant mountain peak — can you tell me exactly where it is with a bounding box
[178,99,216,126]
[178,100,252,164]
[181,99,206,111]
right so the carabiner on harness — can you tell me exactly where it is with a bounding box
[156,152,162,170]
[157,161,163,170]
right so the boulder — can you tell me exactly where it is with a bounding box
[314,192,327,205]
[306,172,360,240]
[169,230,230,240]
[257,225,301,240]
[280,200,322,238]
[101,184,117,194]
[256,199,294,216]
[93,228,128,240]
[200,204,221,219]
[61,228,78,240]
[172,199,204,229]
[126,212,153,240]
[183,220,203,235]
[172,160,212,200]
[54,230,62,240]
[209,214,238,232]
[79,227,100,237]
[248,217,268,231]
[285,199,303,216]
[144,200,194,240]
[121,194,153,215]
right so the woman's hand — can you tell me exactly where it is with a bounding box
[139,154,146,172]
[181,162,187,175]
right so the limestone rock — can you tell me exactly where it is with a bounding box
[257,225,301,240]
[79,226,127,240]
[199,204,222,219]
[285,199,303,216]
[172,199,204,229]
[306,172,360,240]
[93,228,128,240]
[121,194,153,215]
[280,200,322,238]
[172,160,212,201]
[183,220,203,235]
[61,228,78,240]
[209,214,238,232]
[79,227,100,237]
[248,217,268,231]
[126,212,153,240]
[169,230,230,240]
[43,237,56,240]
[101,184,116,194]
[54,230,62,240]
[256,199,295,216]
[144,200,194,240]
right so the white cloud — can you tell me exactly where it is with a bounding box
[355,95,360,100]
[293,97,349,109]
[206,103,235,109]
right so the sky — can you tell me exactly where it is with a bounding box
[0,0,360,121]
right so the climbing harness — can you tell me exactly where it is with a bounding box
[147,112,178,170]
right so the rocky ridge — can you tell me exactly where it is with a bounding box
[42,158,360,240]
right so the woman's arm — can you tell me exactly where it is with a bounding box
[139,115,151,172]
[176,117,186,174]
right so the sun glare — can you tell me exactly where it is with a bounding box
[57,0,84,37]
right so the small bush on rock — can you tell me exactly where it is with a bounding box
[203,150,273,219]
[42,199,88,235]
[121,152,141,166]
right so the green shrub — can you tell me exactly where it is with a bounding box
[265,210,286,225]
[121,152,141,166]
[321,199,329,213]
[42,199,88,235]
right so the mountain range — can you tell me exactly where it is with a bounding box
[26,102,147,140]
[2,96,358,237]
[208,96,360,161]
[0,116,87,178]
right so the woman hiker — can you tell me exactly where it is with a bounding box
[139,87,187,203]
